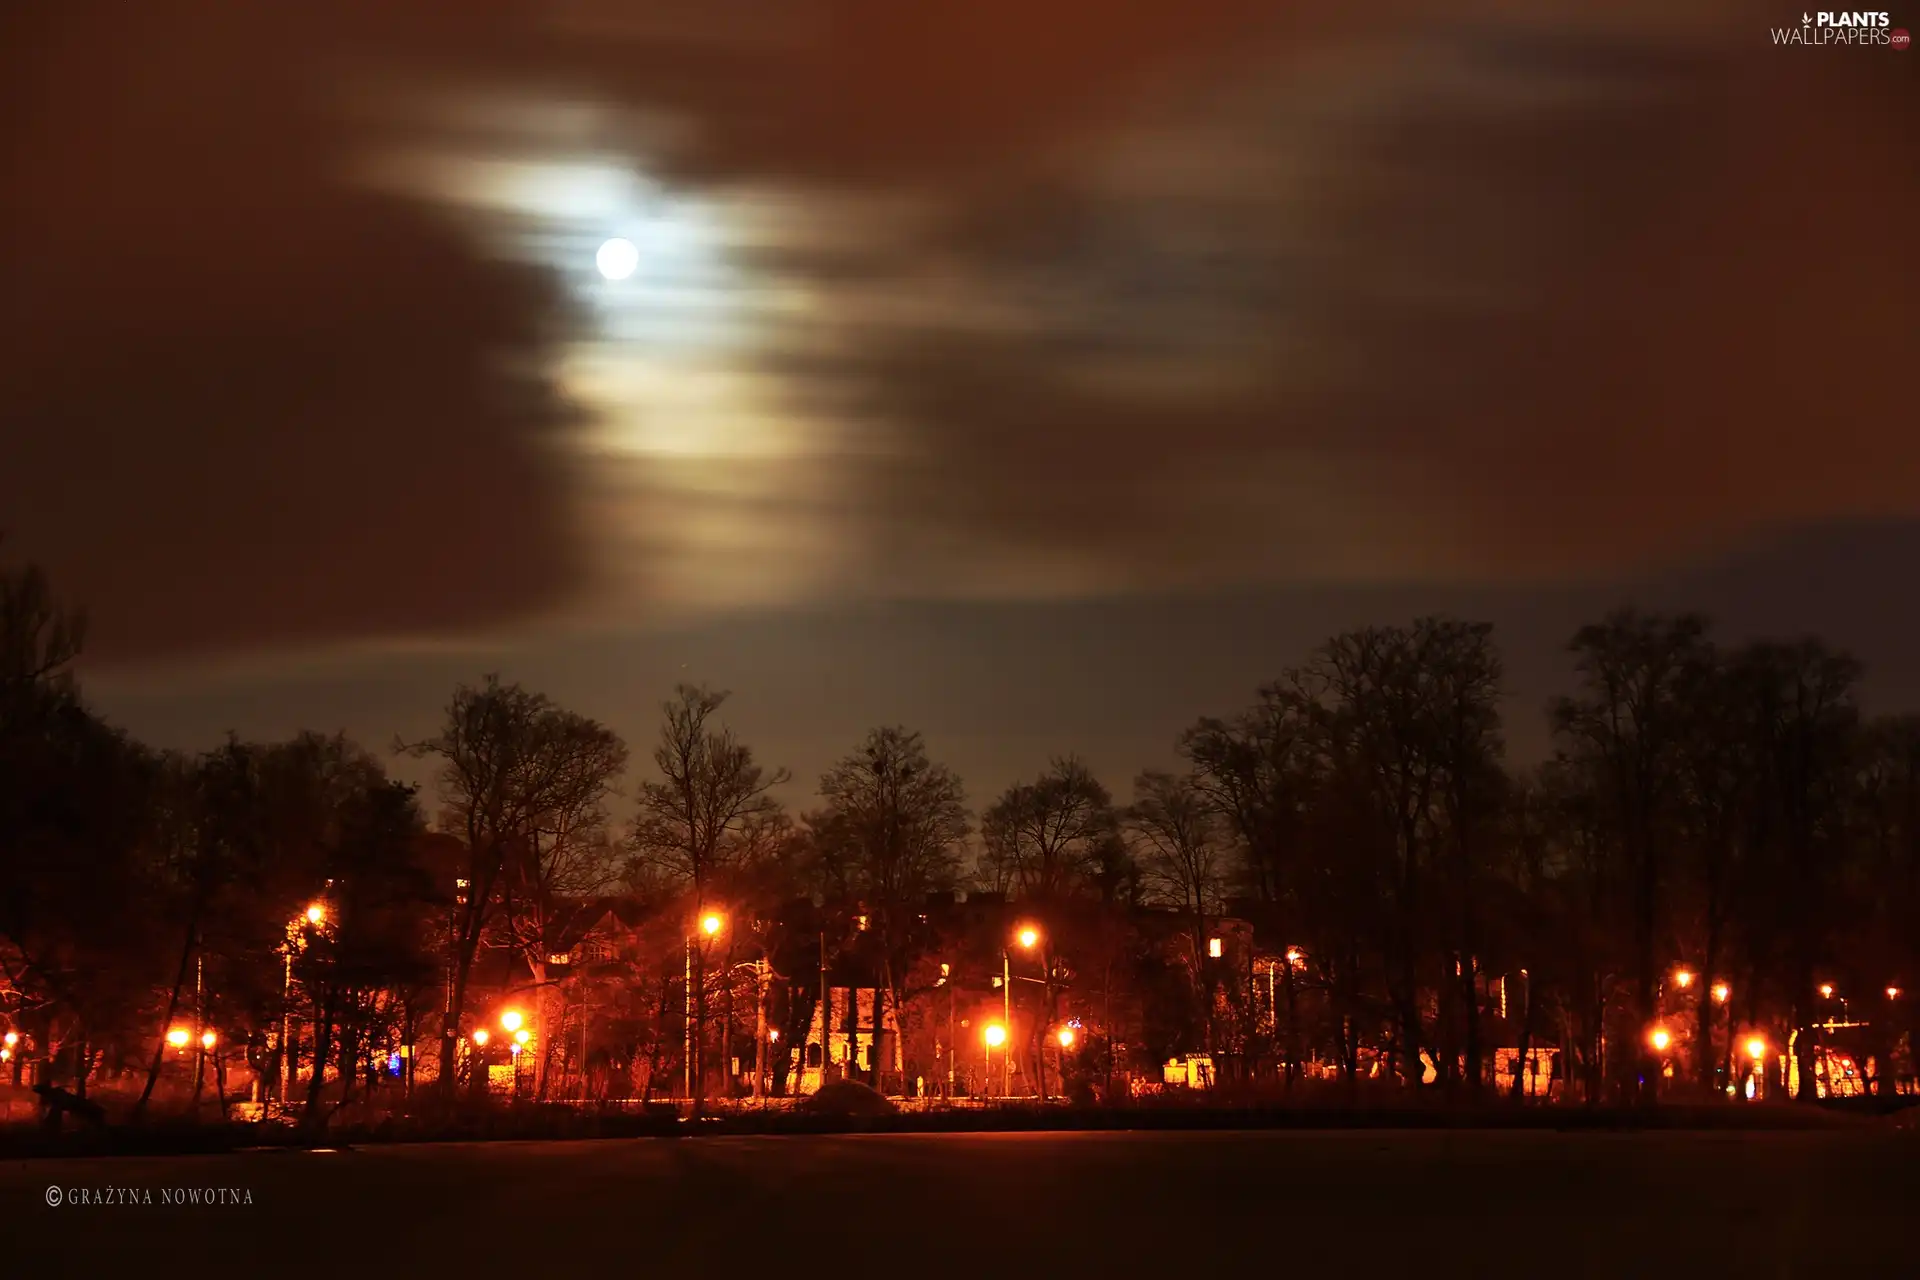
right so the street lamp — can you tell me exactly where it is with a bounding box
[1746,1036,1766,1061]
[200,1031,217,1051]
[1711,983,1730,1004]
[500,1010,524,1033]
[1648,1026,1672,1054]
[687,910,727,1113]
[1673,969,1695,991]
[1819,983,1834,999]
[1057,1027,1076,1049]
[472,1029,490,1047]
[1887,987,1902,1001]
[166,1027,191,1050]
[1017,926,1038,951]
[305,903,326,927]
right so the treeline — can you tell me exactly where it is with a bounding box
[2,551,1916,1112]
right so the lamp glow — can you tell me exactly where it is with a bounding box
[201,1031,217,1050]
[983,1024,1006,1048]
[472,1029,490,1046]
[1711,983,1730,1004]
[513,1029,530,1046]
[500,1010,524,1033]
[1819,984,1834,999]
[305,903,326,926]
[1648,1026,1671,1053]
[1746,1036,1766,1061]
[1673,969,1694,990]
[1057,1027,1076,1049]
[702,913,723,937]
[166,1027,190,1048]
[1017,927,1038,950]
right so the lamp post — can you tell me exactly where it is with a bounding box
[687,912,724,1116]
[984,1023,1006,1097]
[1002,925,1041,1099]
[280,901,327,1107]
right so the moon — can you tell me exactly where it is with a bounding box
[595,237,638,281]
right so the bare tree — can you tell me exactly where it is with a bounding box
[401,676,627,1096]
[1126,770,1227,1049]
[981,757,1117,905]
[629,685,789,1108]
[1551,611,1712,1102]
[807,727,969,1087]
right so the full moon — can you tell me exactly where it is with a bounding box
[595,237,638,281]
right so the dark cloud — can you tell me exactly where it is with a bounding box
[0,2,586,666]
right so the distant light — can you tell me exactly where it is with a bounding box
[1744,1077,1756,1100]
[1711,983,1730,1004]
[510,1043,522,1056]
[1673,970,1694,990]
[500,1010,524,1033]
[0,1049,9,1062]
[857,915,869,931]
[1648,1026,1671,1053]
[200,1031,217,1050]
[1888,987,1902,1000]
[983,1024,1006,1048]
[1819,984,1834,999]
[1017,927,1039,950]
[166,1027,191,1048]
[513,1029,531,1046]
[596,237,639,281]
[2,1031,16,1047]
[702,913,723,937]
[1745,1036,1766,1061]
[1285,947,1304,966]
[1207,938,1223,959]
[472,1029,490,1046]
[1057,1027,1076,1049]
[768,1028,780,1042]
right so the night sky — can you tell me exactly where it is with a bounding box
[3,1,1916,804]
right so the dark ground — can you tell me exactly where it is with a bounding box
[2,1130,1913,1275]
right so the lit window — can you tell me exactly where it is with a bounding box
[1207,938,1223,959]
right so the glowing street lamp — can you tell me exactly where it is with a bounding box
[1711,983,1730,1004]
[499,1010,524,1033]
[1017,926,1039,950]
[1648,1026,1672,1054]
[200,1031,218,1051]
[1819,984,1835,999]
[1745,1036,1767,1062]
[166,1027,191,1049]
[513,1029,531,1046]
[1888,987,1902,1000]
[983,1024,1006,1048]
[1673,969,1695,991]
[702,913,724,938]
[305,903,326,927]
[1057,1027,1076,1049]
[2,1031,16,1047]
[472,1029,490,1047]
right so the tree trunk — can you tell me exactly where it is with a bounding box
[133,920,197,1121]
[441,941,477,1098]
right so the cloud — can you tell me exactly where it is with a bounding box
[6,0,1916,671]
[0,2,587,667]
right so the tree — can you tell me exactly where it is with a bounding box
[980,757,1117,905]
[628,684,788,1108]
[807,727,969,1089]
[402,676,628,1095]
[1126,771,1226,1048]
[1551,611,1712,1102]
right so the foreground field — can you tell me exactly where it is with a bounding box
[3,1130,1913,1274]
